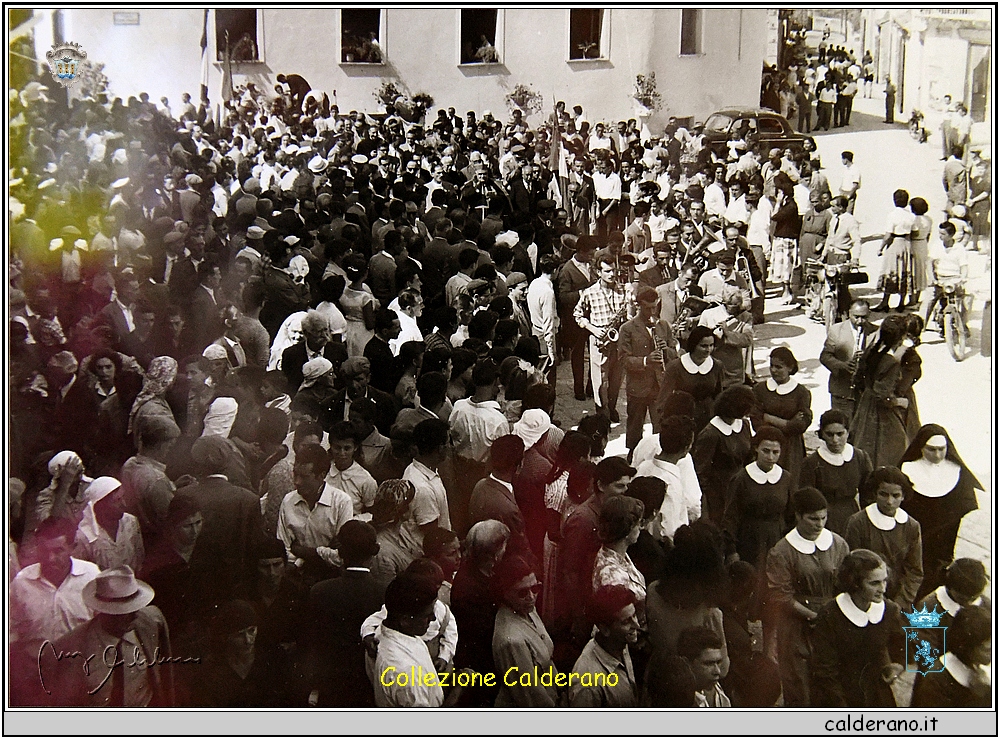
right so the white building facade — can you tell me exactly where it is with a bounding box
[39,7,769,128]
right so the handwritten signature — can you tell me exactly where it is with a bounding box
[37,640,201,695]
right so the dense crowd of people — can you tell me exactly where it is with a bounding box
[8,67,991,710]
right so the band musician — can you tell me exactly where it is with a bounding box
[575,254,630,422]
[619,286,678,461]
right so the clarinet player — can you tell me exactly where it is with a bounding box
[619,286,678,462]
[574,254,630,422]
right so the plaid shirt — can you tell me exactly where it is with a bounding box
[575,282,628,329]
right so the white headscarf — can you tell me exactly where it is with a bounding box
[201,397,239,438]
[267,311,308,370]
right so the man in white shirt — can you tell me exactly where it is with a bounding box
[635,418,700,541]
[9,517,100,647]
[390,289,424,356]
[838,151,861,214]
[449,362,509,463]
[745,179,773,287]
[402,419,452,549]
[527,256,559,368]
[277,444,353,573]
[592,158,623,241]
[373,572,467,707]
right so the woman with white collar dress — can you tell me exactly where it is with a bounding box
[911,604,991,708]
[765,487,849,707]
[800,409,873,535]
[810,549,904,708]
[751,347,812,489]
[899,424,983,600]
[656,326,724,435]
[844,467,924,608]
[722,427,792,569]
[916,557,990,657]
[693,385,755,526]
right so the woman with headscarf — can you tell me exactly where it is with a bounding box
[267,311,307,371]
[370,479,421,580]
[512,407,563,561]
[899,424,983,600]
[849,314,910,468]
[451,519,510,707]
[73,476,145,572]
[26,451,93,533]
[128,356,178,435]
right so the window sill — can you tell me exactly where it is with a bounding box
[458,62,503,68]
[340,61,386,67]
[678,53,705,58]
[567,57,609,64]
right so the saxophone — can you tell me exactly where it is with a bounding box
[597,298,630,352]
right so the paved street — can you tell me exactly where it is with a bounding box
[551,94,992,571]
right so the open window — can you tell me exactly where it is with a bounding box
[215,9,260,62]
[460,8,501,64]
[679,8,702,56]
[341,8,385,63]
[757,117,785,135]
[569,9,609,60]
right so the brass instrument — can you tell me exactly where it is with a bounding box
[598,298,630,352]
[736,250,763,300]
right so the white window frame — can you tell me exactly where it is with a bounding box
[566,8,611,63]
[678,8,703,57]
[213,9,265,64]
[339,8,387,66]
[456,8,505,66]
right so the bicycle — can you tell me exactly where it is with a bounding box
[929,282,970,361]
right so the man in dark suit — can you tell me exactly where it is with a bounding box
[557,237,596,400]
[364,309,403,395]
[656,265,701,327]
[176,436,264,601]
[819,299,877,417]
[618,287,678,460]
[155,231,199,304]
[43,351,100,463]
[281,310,348,391]
[637,243,677,291]
[188,260,224,352]
[322,357,397,436]
[507,161,544,218]
[98,268,142,351]
[468,435,531,560]
[307,521,389,707]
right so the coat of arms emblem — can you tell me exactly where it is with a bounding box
[45,42,87,88]
[903,604,947,675]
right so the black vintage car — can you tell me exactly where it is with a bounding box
[701,108,815,158]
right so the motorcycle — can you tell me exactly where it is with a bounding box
[804,258,868,331]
